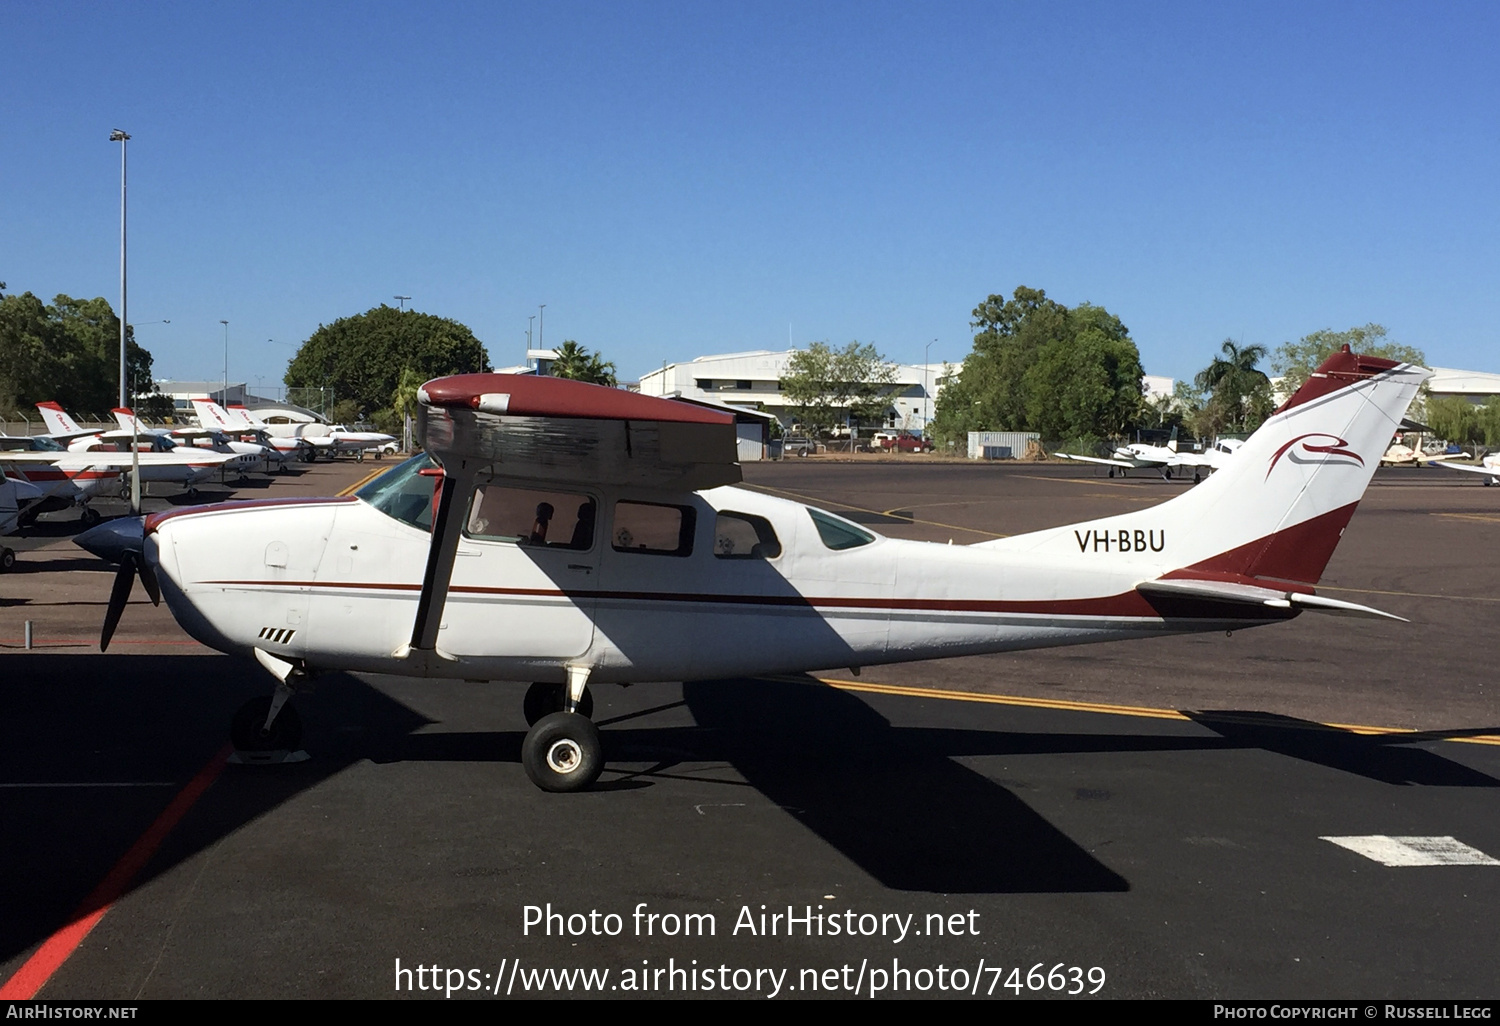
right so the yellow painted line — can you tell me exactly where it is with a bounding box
[818,677,1500,747]
[339,467,388,496]
[1318,584,1500,604]
[1432,512,1500,524]
[821,677,1190,721]
[743,482,1009,539]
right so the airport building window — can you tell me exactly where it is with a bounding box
[612,501,695,556]
[467,483,596,550]
[714,512,781,559]
[806,507,875,551]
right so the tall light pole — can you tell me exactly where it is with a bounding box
[110,130,130,408]
[527,315,535,357]
[394,295,410,311]
[221,320,230,404]
[538,304,546,350]
[924,338,936,437]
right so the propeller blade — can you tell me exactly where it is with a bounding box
[100,552,137,651]
[137,555,161,606]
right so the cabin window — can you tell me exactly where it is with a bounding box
[468,484,596,550]
[612,501,694,556]
[714,511,781,559]
[806,507,875,550]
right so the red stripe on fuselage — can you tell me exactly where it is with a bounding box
[143,496,358,536]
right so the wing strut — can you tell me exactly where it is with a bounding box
[406,458,478,654]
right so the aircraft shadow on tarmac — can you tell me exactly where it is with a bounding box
[4,658,1498,965]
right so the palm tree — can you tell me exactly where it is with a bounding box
[1194,340,1274,433]
[550,340,617,386]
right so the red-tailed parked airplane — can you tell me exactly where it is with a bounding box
[80,347,1427,792]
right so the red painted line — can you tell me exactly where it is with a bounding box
[0,743,232,999]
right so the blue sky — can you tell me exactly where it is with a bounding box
[3,1,1497,396]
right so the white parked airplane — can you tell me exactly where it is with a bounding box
[1057,430,1241,482]
[1423,453,1500,486]
[209,403,316,464]
[80,347,1426,792]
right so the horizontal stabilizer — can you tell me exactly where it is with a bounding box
[1137,578,1406,622]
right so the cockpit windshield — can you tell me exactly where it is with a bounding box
[357,452,439,530]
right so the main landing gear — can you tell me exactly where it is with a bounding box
[520,667,602,793]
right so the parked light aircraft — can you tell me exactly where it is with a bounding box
[1057,430,1241,482]
[1424,453,1500,486]
[197,401,313,464]
[1,473,46,569]
[112,406,279,476]
[224,404,396,461]
[80,347,1426,793]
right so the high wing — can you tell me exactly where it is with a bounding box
[402,374,740,657]
[1424,457,1499,481]
[1056,452,1155,469]
[0,450,237,469]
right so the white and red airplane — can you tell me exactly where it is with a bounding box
[80,347,1427,792]
[111,406,273,477]
[206,402,316,464]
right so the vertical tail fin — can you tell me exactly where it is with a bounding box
[36,402,84,436]
[982,347,1430,586]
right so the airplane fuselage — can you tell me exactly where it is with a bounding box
[146,474,1277,686]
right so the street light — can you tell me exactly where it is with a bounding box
[221,320,230,405]
[528,315,535,358]
[538,304,546,350]
[924,338,936,437]
[394,295,410,311]
[110,129,130,408]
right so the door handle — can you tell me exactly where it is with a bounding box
[567,564,592,573]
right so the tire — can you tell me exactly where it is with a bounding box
[80,507,101,526]
[523,681,594,726]
[230,696,303,752]
[0,548,15,572]
[522,712,603,792]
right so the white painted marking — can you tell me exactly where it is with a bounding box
[1321,835,1500,866]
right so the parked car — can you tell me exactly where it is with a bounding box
[781,436,816,456]
[879,433,932,453]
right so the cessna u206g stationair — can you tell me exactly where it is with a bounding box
[82,347,1426,792]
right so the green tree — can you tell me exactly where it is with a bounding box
[930,287,1143,447]
[1424,396,1481,447]
[549,340,617,386]
[780,340,898,436]
[284,305,491,415]
[0,291,156,416]
[1271,324,1426,396]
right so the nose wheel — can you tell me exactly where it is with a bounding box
[230,694,303,752]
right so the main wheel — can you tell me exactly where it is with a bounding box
[522,712,602,792]
[230,696,303,752]
[80,507,101,526]
[523,681,594,726]
[0,548,15,572]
